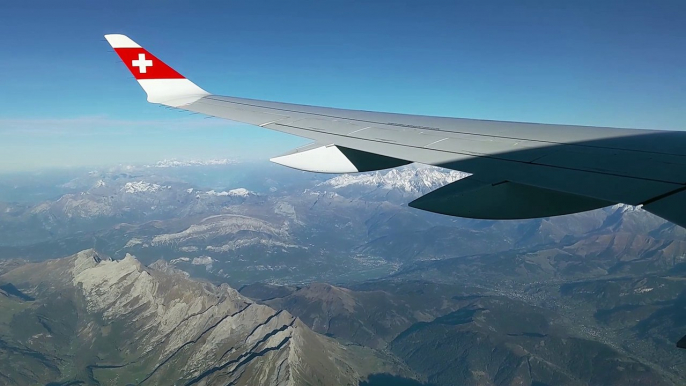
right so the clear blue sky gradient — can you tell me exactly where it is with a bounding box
[1,0,685,170]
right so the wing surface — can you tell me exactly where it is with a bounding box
[104,34,686,227]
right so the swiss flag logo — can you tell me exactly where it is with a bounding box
[114,48,184,80]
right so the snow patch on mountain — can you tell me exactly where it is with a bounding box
[122,181,170,194]
[320,165,470,194]
[611,203,644,213]
[192,256,214,266]
[205,188,253,197]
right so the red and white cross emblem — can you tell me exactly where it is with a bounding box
[114,48,184,79]
[132,53,153,73]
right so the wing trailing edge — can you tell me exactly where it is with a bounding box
[409,177,615,220]
[677,335,686,349]
[642,189,686,229]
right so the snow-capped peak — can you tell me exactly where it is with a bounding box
[227,188,251,197]
[122,181,168,194]
[320,165,470,194]
[205,188,253,197]
[610,203,643,213]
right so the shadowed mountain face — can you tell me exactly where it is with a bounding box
[0,250,409,386]
[240,281,484,350]
[389,299,665,386]
[240,281,683,386]
[359,373,437,386]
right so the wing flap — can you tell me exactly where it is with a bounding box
[270,143,410,173]
[677,335,686,349]
[409,177,614,220]
[533,147,686,184]
[643,189,686,229]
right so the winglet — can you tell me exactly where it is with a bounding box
[104,34,209,107]
[104,34,140,49]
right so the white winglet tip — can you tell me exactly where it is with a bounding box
[104,34,141,49]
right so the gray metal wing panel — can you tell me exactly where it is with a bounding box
[183,95,686,207]
[199,96,686,154]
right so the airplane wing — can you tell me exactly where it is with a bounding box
[104,34,686,228]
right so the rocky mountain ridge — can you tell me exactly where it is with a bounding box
[0,250,409,385]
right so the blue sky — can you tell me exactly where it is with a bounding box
[1,0,685,171]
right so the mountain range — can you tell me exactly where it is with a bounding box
[0,161,684,385]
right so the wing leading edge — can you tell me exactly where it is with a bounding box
[104,34,686,228]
